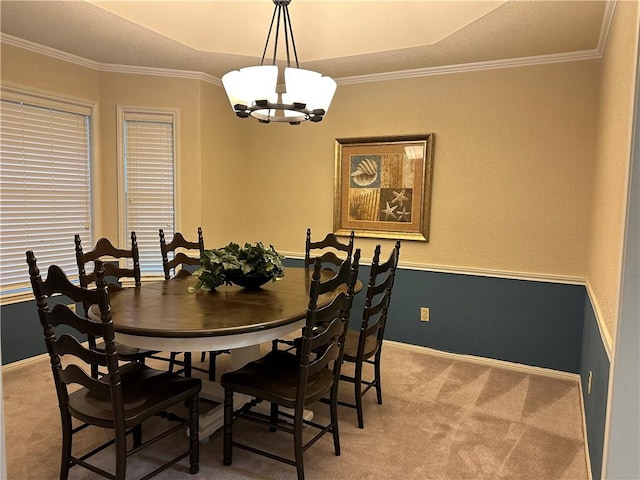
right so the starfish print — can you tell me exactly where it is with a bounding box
[381,201,398,220]
[391,189,409,207]
[397,207,411,221]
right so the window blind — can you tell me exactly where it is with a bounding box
[123,113,175,274]
[0,97,92,297]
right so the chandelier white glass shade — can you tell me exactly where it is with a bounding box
[221,0,337,125]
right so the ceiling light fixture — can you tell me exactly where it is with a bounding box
[221,0,337,125]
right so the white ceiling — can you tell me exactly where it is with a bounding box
[0,0,609,81]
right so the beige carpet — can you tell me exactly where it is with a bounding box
[2,342,590,479]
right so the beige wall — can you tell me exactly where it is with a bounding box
[1,44,100,100]
[199,82,247,246]
[3,26,636,346]
[241,61,600,277]
[97,72,204,242]
[588,1,640,346]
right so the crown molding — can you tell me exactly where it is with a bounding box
[2,31,604,88]
[0,33,221,86]
[99,62,219,85]
[335,49,602,85]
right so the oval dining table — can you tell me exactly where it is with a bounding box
[96,266,356,441]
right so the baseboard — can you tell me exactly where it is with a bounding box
[385,340,581,382]
[577,375,594,480]
[1,352,49,373]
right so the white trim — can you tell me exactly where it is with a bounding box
[1,352,48,373]
[584,280,613,360]
[1,33,100,70]
[282,251,584,285]
[386,340,581,381]
[597,1,618,55]
[577,374,594,480]
[336,49,602,85]
[98,62,220,86]
[0,31,605,87]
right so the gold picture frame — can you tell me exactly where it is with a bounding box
[334,134,434,241]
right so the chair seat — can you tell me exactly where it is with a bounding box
[343,328,378,361]
[68,362,202,429]
[94,341,158,361]
[221,350,334,408]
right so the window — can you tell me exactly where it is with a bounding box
[0,87,94,302]
[118,107,177,275]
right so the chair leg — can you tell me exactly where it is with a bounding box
[115,427,127,480]
[189,396,200,474]
[374,351,383,405]
[330,390,341,457]
[354,360,365,429]
[169,352,178,373]
[269,402,278,432]
[293,410,305,480]
[223,389,233,466]
[200,352,206,363]
[59,414,73,480]
[132,424,142,448]
[184,352,192,377]
[208,352,216,382]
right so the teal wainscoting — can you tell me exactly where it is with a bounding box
[3,263,586,372]
[354,266,586,372]
[580,295,610,480]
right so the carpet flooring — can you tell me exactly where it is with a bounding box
[2,342,590,479]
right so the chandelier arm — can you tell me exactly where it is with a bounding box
[283,6,300,69]
[271,5,283,67]
[261,4,280,65]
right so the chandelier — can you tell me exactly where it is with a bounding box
[221,0,337,125]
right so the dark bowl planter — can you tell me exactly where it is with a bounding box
[225,271,272,290]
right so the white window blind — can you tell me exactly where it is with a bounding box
[123,111,175,274]
[0,95,92,298]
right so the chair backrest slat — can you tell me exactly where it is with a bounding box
[75,232,141,289]
[55,334,108,366]
[304,228,355,269]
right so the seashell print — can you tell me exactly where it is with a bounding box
[351,158,378,186]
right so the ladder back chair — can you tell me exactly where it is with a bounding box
[160,227,227,380]
[272,228,355,352]
[221,250,361,480]
[75,232,157,378]
[26,251,201,480]
[340,241,401,428]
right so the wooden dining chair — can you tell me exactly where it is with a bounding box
[75,232,158,378]
[26,251,201,480]
[221,250,361,480]
[272,228,355,352]
[339,241,401,428]
[160,227,228,380]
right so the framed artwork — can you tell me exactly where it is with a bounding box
[334,134,434,241]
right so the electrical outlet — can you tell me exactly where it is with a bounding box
[420,307,430,322]
[588,371,593,395]
[67,303,76,313]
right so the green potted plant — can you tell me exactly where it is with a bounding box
[190,242,285,292]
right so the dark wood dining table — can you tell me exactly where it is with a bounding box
[95,266,356,440]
